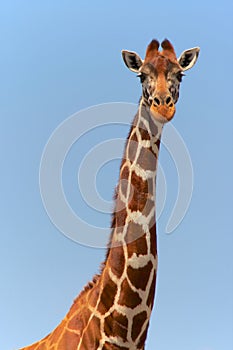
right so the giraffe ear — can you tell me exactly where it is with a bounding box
[121,50,143,73]
[178,47,200,71]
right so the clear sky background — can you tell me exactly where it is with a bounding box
[0,1,233,349]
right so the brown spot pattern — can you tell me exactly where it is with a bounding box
[148,118,160,137]
[88,286,100,308]
[80,316,100,349]
[118,278,142,308]
[128,189,148,212]
[121,164,130,180]
[138,122,151,141]
[57,329,80,350]
[127,261,153,291]
[131,171,148,194]
[114,181,127,230]
[98,273,118,314]
[68,314,84,331]
[137,146,157,172]
[128,191,147,212]
[68,307,92,333]
[104,310,128,340]
[108,245,125,278]
[132,311,148,341]
[124,221,146,246]
[128,171,150,213]
[115,206,127,229]
[127,132,138,163]
[127,233,148,258]
[119,178,129,198]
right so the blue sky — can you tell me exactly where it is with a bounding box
[0,1,233,349]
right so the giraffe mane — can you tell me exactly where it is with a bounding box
[73,273,101,304]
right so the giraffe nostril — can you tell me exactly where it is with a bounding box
[165,96,172,105]
[153,97,160,106]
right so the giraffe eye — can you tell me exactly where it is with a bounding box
[137,72,146,84]
[176,72,185,83]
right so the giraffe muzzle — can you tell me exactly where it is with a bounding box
[150,94,176,123]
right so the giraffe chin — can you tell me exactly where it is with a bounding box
[150,104,175,124]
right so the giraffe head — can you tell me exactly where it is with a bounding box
[122,39,200,123]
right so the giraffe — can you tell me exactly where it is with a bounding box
[19,39,199,350]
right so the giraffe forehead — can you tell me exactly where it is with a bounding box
[142,55,179,76]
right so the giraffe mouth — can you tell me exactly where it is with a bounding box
[150,104,176,123]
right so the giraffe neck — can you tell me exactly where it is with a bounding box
[96,101,163,348]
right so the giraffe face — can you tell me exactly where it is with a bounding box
[137,57,182,123]
[122,39,200,124]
